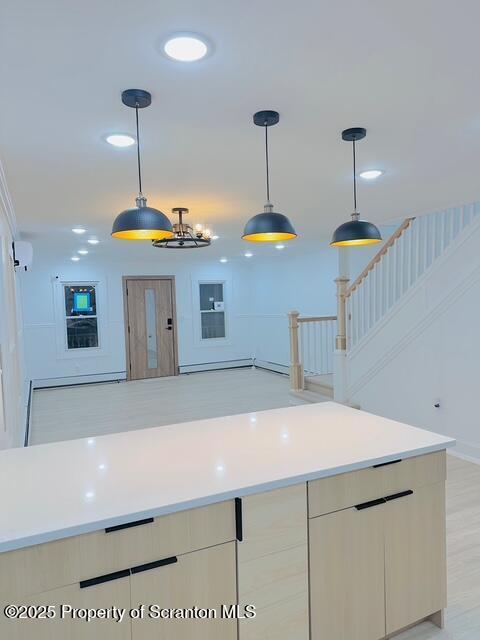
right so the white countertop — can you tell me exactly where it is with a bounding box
[0,402,454,552]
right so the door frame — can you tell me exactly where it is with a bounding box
[122,275,179,381]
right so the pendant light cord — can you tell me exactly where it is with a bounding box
[352,138,357,213]
[135,104,143,196]
[264,123,270,203]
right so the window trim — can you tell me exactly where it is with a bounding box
[193,279,230,346]
[53,279,109,359]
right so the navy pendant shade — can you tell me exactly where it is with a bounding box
[242,205,297,242]
[112,197,173,240]
[331,218,382,247]
[331,127,382,247]
[243,110,297,243]
[111,89,173,240]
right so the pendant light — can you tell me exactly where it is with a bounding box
[152,208,212,248]
[111,89,173,240]
[242,110,297,242]
[331,128,382,247]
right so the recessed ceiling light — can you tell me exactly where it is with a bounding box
[105,133,135,148]
[71,256,80,261]
[275,244,285,250]
[359,169,384,180]
[220,257,228,263]
[212,235,219,240]
[78,249,88,255]
[87,238,99,245]
[72,228,86,234]
[244,252,253,258]
[163,35,209,62]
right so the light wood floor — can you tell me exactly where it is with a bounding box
[30,368,309,445]
[29,372,479,638]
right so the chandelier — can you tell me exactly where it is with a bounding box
[152,208,212,249]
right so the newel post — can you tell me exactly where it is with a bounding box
[335,277,349,351]
[333,277,349,403]
[288,310,304,391]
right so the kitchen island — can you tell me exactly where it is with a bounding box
[0,402,454,639]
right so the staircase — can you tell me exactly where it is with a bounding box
[289,201,480,414]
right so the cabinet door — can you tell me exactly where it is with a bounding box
[309,504,385,640]
[0,574,131,640]
[131,542,237,640]
[385,482,446,634]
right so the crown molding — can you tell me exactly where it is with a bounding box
[0,154,19,238]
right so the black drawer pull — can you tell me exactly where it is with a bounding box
[355,497,386,511]
[105,517,154,533]
[373,459,402,468]
[384,489,413,502]
[131,556,177,575]
[235,497,243,542]
[80,569,130,589]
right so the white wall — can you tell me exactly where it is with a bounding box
[348,215,480,462]
[21,249,254,384]
[0,180,25,449]
[250,250,339,368]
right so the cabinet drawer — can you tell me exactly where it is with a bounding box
[237,484,307,563]
[0,573,131,640]
[308,451,446,518]
[0,500,235,600]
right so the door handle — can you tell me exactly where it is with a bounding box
[384,489,413,502]
[354,497,386,511]
[131,556,178,575]
[166,326,172,331]
[80,569,130,589]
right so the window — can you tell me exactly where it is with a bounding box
[64,284,99,349]
[199,282,226,339]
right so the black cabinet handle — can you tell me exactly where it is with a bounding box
[105,517,154,533]
[235,498,243,542]
[354,497,386,511]
[131,556,177,575]
[384,489,414,502]
[373,459,402,468]
[80,569,130,589]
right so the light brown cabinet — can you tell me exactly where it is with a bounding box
[310,503,386,640]
[309,452,447,640]
[131,542,237,640]
[0,451,448,640]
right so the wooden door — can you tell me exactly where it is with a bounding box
[124,277,178,380]
[131,542,237,640]
[309,504,386,640]
[384,482,447,635]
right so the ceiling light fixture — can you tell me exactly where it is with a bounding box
[71,256,80,262]
[220,257,228,263]
[152,208,212,249]
[105,133,135,148]
[78,249,88,255]
[163,35,208,62]
[111,89,173,241]
[275,244,285,250]
[331,128,382,247]
[244,251,253,258]
[72,228,86,234]
[87,238,99,245]
[359,169,384,180]
[243,110,297,243]
[212,235,219,240]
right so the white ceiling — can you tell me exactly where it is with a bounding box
[2,0,480,262]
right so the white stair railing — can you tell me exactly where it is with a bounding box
[288,311,337,391]
[345,202,480,350]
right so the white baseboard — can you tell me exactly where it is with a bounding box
[179,359,253,374]
[33,372,127,389]
[448,442,480,465]
[254,360,289,375]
